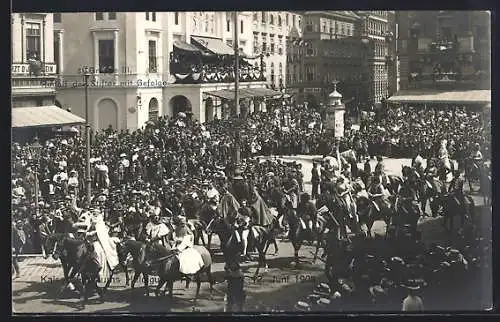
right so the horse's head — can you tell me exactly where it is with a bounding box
[44,233,67,260]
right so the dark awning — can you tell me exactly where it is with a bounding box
[12,105,85,128]
[173,40,203,54]
[191,36,234,56]
[387,90,491,104]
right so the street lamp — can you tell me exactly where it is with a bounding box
[83,73,92,206]
[29,137,43,216]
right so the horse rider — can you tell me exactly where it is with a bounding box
[235,199,258,262]
[297,193,318,240]
[173,216,194,251]
[231,170,250,204]
[73,209,93,238]
[470,142,483,171]
[335,175,358,225]
[448,170,470,219]
[395,179,421,231]
[367,176,391,220]
[283,171,300,209]
[84,210,119,286]
[412,154,425,179]
[438,139,452,175]
[374,156,388,187]
[145,212,170,247]
[172,216,204,275]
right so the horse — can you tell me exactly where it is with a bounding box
[392,196,422,239]
[439,193,475,232]
[44,233,114,303]
[402,166,440,217]
[116,238,174,296]
[206,215,274,277]
[151,244,215,302]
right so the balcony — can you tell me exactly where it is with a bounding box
[11,62,58,97]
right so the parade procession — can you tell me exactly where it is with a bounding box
[11,10,491,313]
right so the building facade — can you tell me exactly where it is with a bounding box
[356,11,392,106]
[251,11,301,90]
[54,11,275,131]
[285,11,394,109]
[396,10,491,91]
[11,13,57,108]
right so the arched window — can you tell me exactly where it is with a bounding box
[148,97,159,121]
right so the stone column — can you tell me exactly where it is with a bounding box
[58,30,64,82]
[114,30,119,85]
[92,31,99,74]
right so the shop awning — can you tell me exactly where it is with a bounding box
[191,36,234,56]
[173,40,202,53]
[204,88,285,100]
[12,105,86,128]
[387,90,491,104]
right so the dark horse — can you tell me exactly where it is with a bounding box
[207,215,276,277]
[402,166,440,217]
[149,244,215,301]
[44,234,116,302]
[439,193,475,232]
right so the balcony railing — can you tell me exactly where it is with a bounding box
[55,72,267,88]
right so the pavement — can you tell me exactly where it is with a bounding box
[12,156,490,313]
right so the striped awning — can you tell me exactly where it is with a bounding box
[12,105,85,128]
[387,90,491,104]
[191,36,234,56]
[204,88,284,100]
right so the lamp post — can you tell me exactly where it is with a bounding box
[29,137,43,216]
[233,11,241,166]
[361,35,370,110]
[84,73,92,206]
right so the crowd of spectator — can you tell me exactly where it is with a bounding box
[11,101,490,254]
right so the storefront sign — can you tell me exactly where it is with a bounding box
[12,63,57,75]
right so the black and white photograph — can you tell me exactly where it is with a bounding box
[11,10,492,313]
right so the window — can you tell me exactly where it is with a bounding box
[306,24,313,32]
[53,13,61,23]
[286,14,289,26]
[53,35,60,74]
[322,23,326,32]
[279,62,283,77]
[262,12,266,23]
[241,20,243,33]
[96,12,104,20]
[227,19,230,32]
[26,23,41,60]
[152,12,156,21]
[253,13,258,21]
[253,33,259,52]
[108,12,116,20]
[278,15,282,26]
[146,12,150,20]
[298,17,301,27]
[148,40,157,73]
[174,12,179,25]
[98,39,115,73]
[262,42,267,52]
[270,36,275,54]
[148,98,159,121]
[270,62,275,82]
[270,14,274,25]
[292,15,296,27]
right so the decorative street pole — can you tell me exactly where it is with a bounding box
[30,137,43,216]
[84,73,92,206]
[233,11,241,165]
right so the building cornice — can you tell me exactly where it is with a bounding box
[90,27,120,32]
